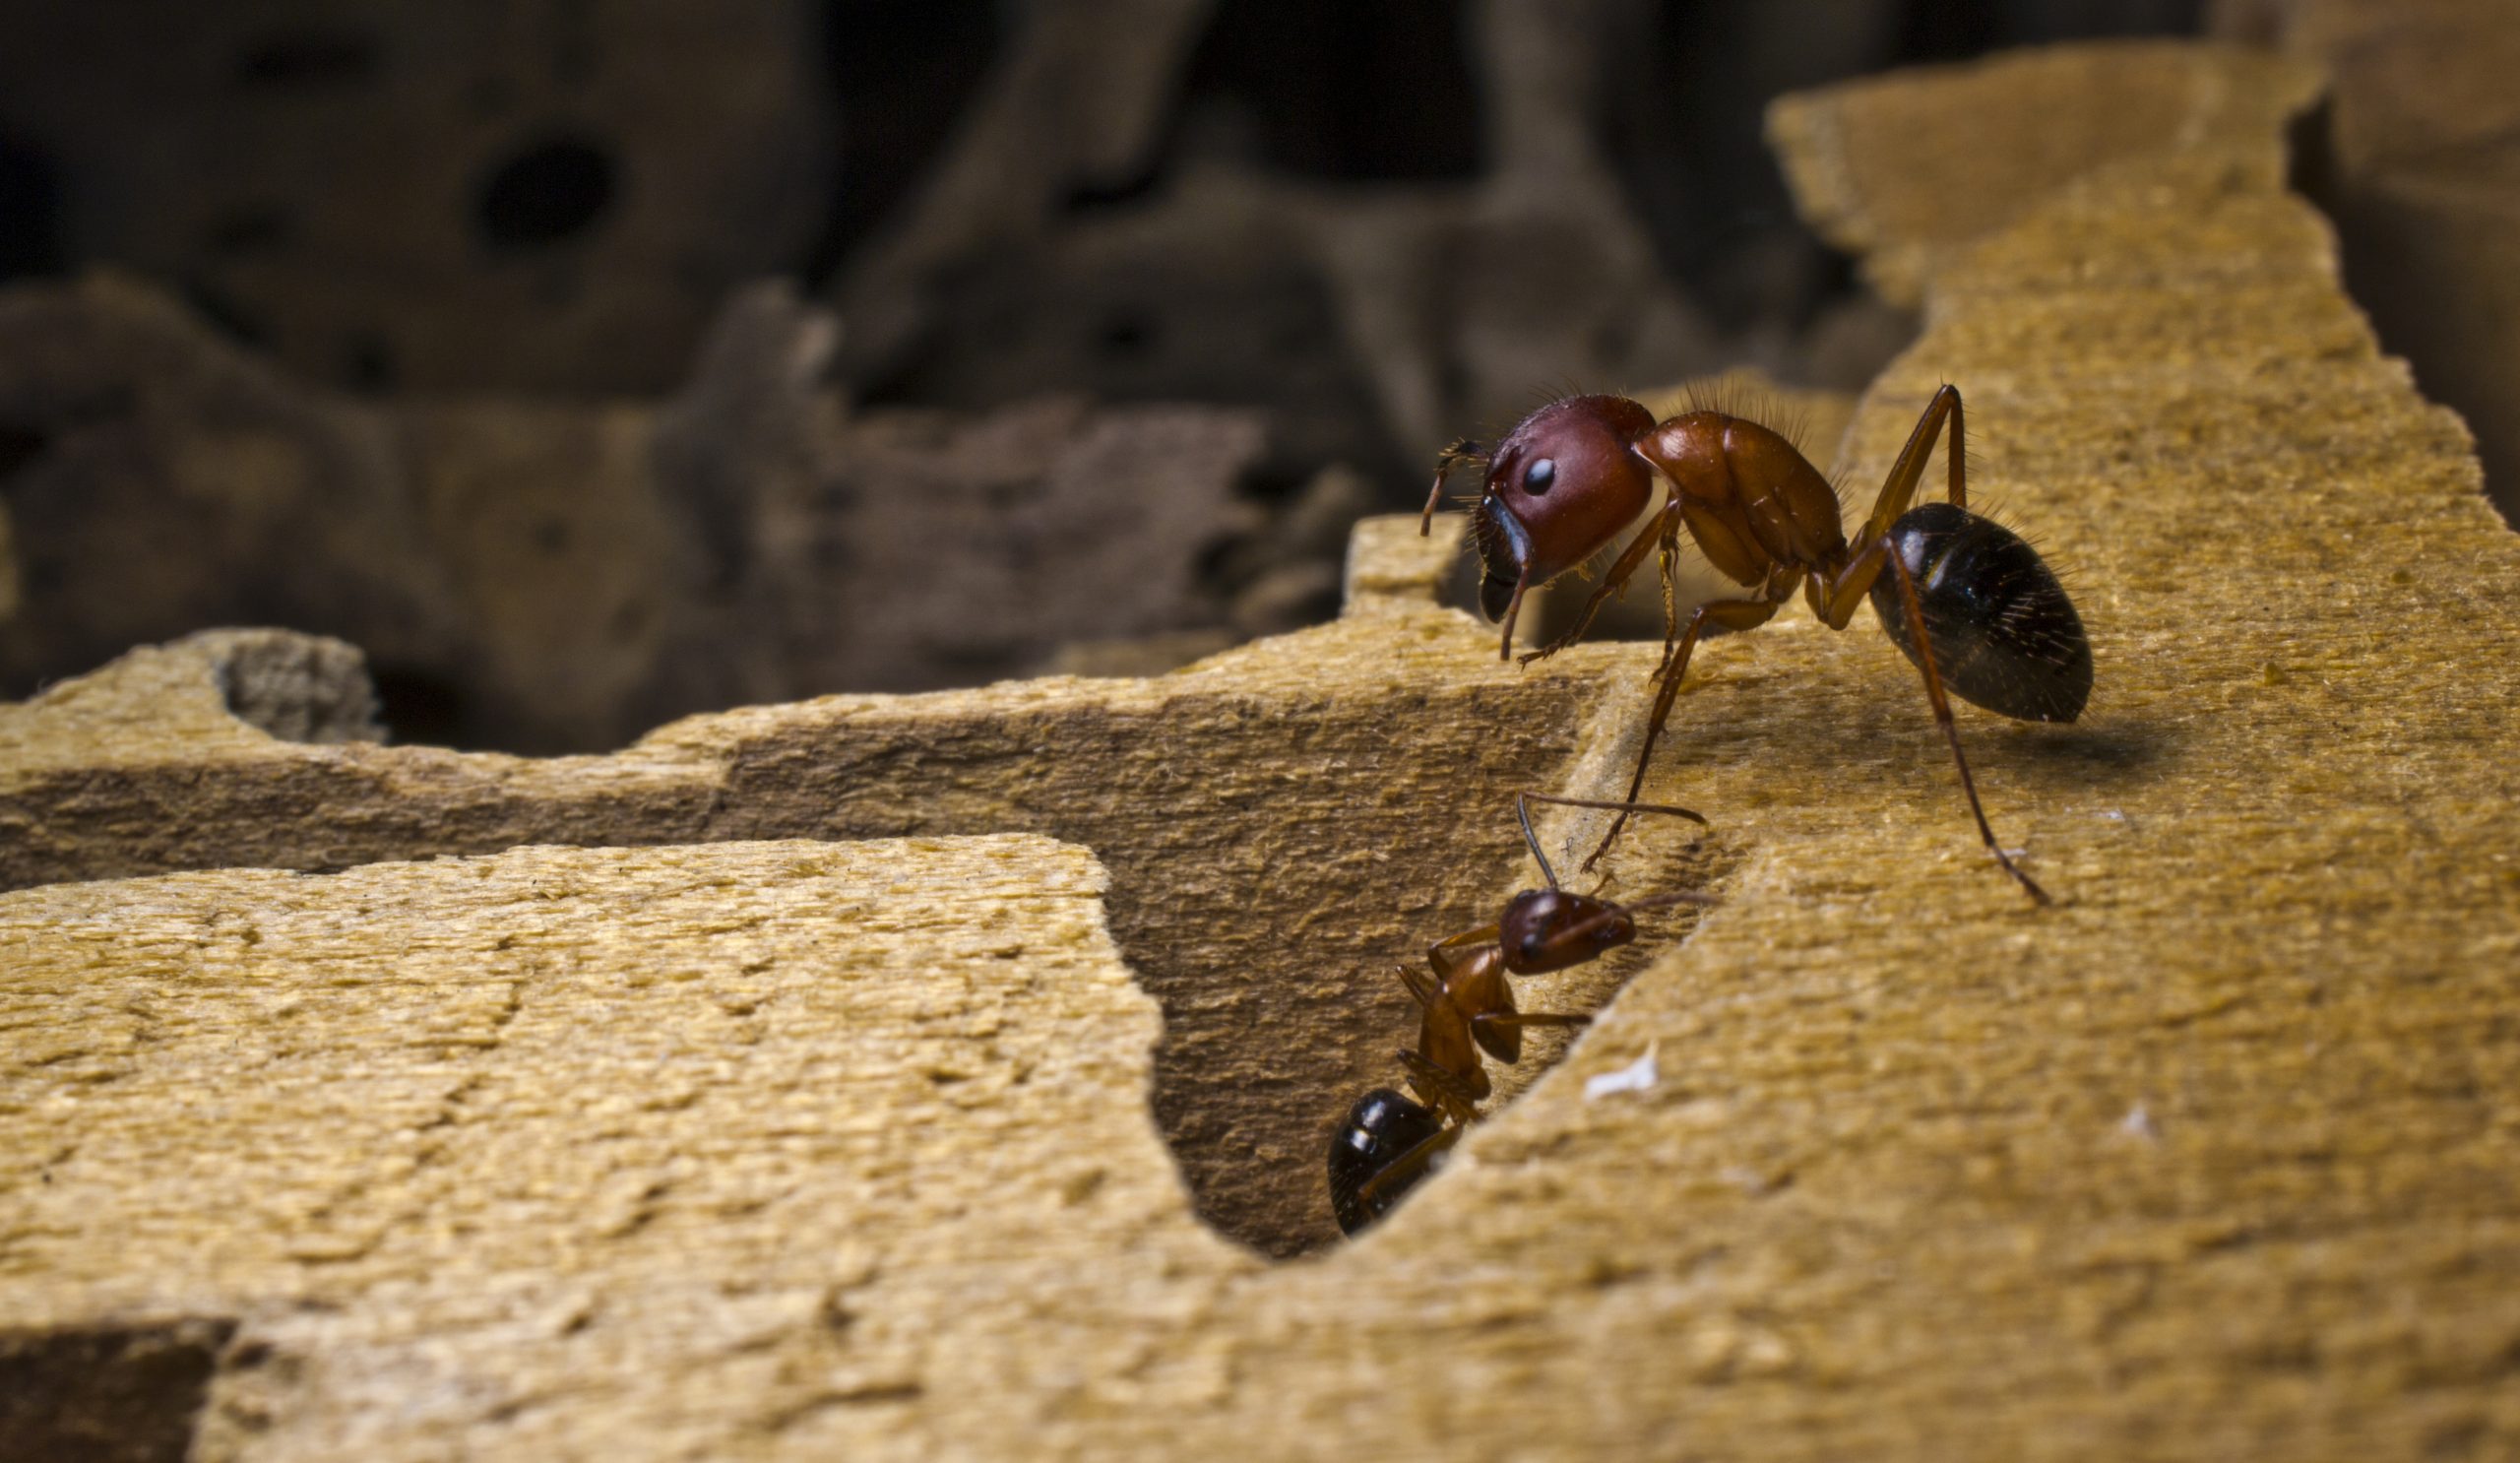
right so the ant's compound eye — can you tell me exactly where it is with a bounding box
[1523,458,1556,495]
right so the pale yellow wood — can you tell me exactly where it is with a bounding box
[1768,40,2324,307]
[6,39,2520,1462]
[2,838,1250,1460]
[0,554,1660,1262]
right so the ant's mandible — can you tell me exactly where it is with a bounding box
[1422,386,2090,903]
[1329,793,1716,1236]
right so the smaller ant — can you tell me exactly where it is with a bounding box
[1328,793,1716,1236]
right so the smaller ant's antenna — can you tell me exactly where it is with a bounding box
[1514,793,1707,894]
[1515,792,1558,892]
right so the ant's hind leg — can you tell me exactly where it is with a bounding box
[1880,542,2051,905]
[1851,385,1968,549]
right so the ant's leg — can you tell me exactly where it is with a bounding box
[1425,930,1504,996]
[1517,501,1687,666]
[1810,535,2049,901]
[1492,573,1534,662]
[1394,963,1447,1013]
[1582,597,1780,872]
[1660,520,1682,663]
[1816,534,1890,629]
[1850,385,1967,550]
[1420,438,1486,534]
[1470,1011,1590,1035]
[1397,1049,1486,1124]
[1879,543,2051,905]
[1426,924,1501,961]
[1398,957,1496,1101]
[1354,1121,1465,1209]
[1469,1006,1589,1065]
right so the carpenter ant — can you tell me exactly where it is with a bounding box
[1328,793,1716,1236]
[1422,385,2089,902]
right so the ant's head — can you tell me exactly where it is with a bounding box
[1497,888,1636,975]
[1472,395,1660,620]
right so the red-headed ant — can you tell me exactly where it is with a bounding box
[1424,386,2089,902]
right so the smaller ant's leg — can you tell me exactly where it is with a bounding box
[1881,542,2051,905]
[1420,438,1485,535]
[1426,923,1501,958]
[1851,385,1967,549]
[1517,502,1686,666]
[1470,1011,1591,1035]
[1472,1008,1591,1066]
[1393,963,1452,1017]
[1582,597,1780,872]
[1354,1120,1465,1209]
[1426,926,1503,989]
[1397,1049,1486,1125]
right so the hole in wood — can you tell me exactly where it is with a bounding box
[472,136,619,252]
[0,1319,235,1463]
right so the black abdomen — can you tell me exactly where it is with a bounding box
[1869,502,2090,723]
[1327,1088,1445,1236]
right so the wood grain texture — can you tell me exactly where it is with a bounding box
[7,38,2520,1461]
[2,839,1248,1461]
[1768,40,2323,308]
[0,534,1669,1260]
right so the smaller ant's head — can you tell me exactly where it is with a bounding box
[1497,888,1636,975]
[1472,395,1660,620]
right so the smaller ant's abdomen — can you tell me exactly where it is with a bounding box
[1870,502,2091,723]
[1328,1088,1446,1235]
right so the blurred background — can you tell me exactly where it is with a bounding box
[15,0,2483,754]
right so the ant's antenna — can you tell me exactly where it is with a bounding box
[1514,792,1707,894]
[1516,793,1559,892]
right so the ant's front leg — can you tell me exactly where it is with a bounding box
[1582,595,1780,873]
[1515,500,1685,667]
[1515,791,1708,892]
[1420,437,1487,535]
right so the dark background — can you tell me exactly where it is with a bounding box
[0,0,2205,751]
